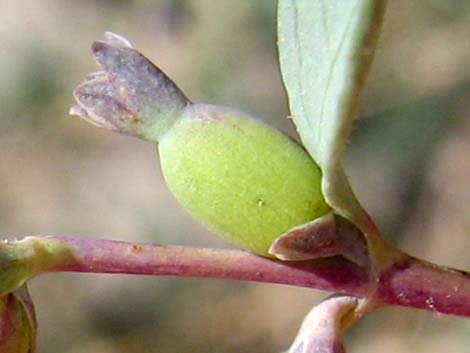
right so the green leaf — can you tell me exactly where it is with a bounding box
[278,0,387,254]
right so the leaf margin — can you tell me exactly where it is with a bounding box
[277,0,390,265]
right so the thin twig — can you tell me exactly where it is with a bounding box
[19,235,470,318]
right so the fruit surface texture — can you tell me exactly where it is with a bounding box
[159,104,330,256]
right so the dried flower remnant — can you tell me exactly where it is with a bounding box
[71,32,189,141]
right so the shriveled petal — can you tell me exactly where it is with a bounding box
[71,32,190,141]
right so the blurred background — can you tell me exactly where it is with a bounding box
[0,0,469,352]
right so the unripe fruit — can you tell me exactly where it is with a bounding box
[71,33,330,257]
[159,104,330,256]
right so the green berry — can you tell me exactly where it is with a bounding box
[158,104,330,256]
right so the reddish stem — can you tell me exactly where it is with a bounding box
[37,236,470,318]
[376,256,470,317]
[48,236,370,295]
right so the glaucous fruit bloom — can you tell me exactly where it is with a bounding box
[71,33,331,257]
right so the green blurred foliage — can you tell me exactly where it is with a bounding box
[0,1,469,352]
